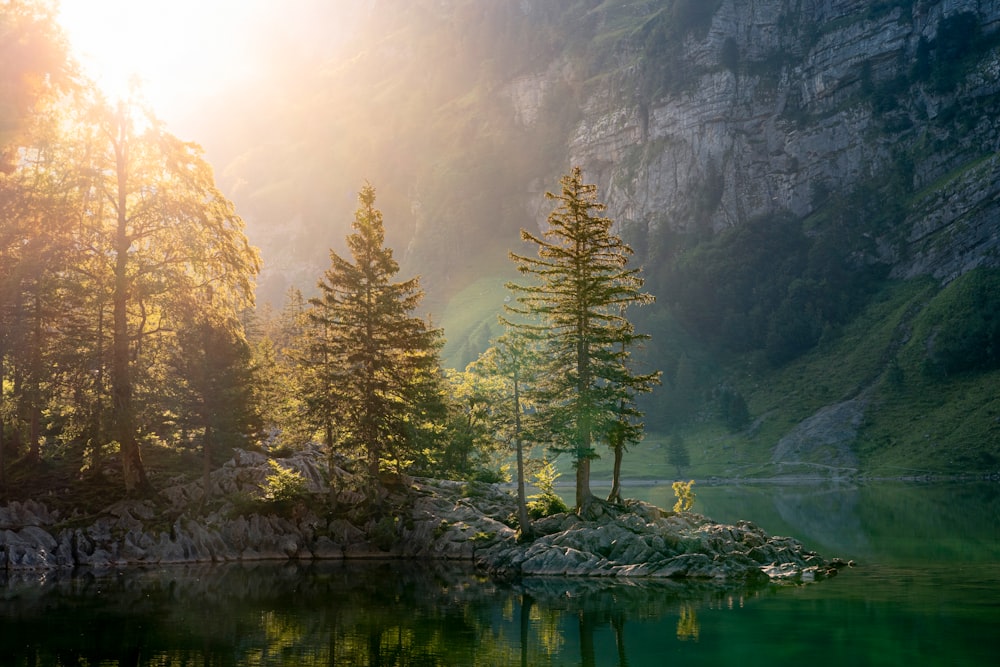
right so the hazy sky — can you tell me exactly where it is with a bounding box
[57,0,360,134]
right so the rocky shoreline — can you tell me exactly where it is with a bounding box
[0,448,844,584]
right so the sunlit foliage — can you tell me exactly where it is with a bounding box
[306,184,446,480]
[672,479,695,512]
[1,21,260,495]
[505,167,659,510]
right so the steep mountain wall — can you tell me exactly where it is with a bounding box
[212,0,1000,318]
[509,0,1000,282]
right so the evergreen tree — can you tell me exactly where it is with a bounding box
[170,307,259,504]
[505,167,659,511]
[308,184,445,480]
[667,433,690,477]
[470,333,538,538]
[247,289,313,450]
[442,366,502,477]
[606,323,646,505]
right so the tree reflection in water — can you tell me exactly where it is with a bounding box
[0,561,768,666]
[676,603,700,642]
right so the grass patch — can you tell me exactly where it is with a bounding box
[860,353,1000,475]
[439,273,511,369]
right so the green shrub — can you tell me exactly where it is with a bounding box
[527,492,569,519]
[263,460,308,504]
[672,480,696,512]
[471,467,507,484]
[527,460,569,518]
[225,461,310,518]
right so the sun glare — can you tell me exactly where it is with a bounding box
[57,0,266,122]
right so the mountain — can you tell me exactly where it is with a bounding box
[200,0,1000,476]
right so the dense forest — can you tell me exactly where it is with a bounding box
[0,2,665,514]
[3,0,1000,514]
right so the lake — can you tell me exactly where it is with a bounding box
[1,481,998,665]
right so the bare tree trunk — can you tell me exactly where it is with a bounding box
[324,420,333,450]
[27,402,40,464]
[89,302,106,475]
[576,332,593,512]
[576,455,593,511]
[608,336,628,505]
[26,290,42,463]
[513,372,532,540]
[367,440,380,480]
[202,426,213,506]
[607,441,624,504]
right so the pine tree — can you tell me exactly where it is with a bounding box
[667,433,690,477]
[170,310,259,504]
[505,167,659,511]
[248,288,313,450]
[309,183,444,481]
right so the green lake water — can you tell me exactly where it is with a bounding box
[2,481,999,665]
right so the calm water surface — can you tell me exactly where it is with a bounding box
[2,481,999,665]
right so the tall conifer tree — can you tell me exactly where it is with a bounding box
[309,184,444,480]
[505,167,659,511]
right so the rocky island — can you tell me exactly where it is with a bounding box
[1,448,842,585]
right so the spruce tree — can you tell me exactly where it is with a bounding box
[505,167,659,511]
[309,184,444,480]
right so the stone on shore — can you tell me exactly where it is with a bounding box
[0,447,842,585]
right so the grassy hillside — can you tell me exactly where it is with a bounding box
[574,276,1000,481]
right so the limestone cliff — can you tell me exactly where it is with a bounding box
[224,0,1000,302]
[508,0,1000,282]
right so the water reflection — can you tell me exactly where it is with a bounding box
[624,480,1000,564]
[515,575,764,667]
[0,561,768,666]
[3,482,1000,665]
[676,603,700,642]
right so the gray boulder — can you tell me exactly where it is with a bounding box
[0,448,842,585]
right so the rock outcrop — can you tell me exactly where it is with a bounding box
[236,1,1000,305]
[482,499,837,583]
[0,448,841,584]
[512,0,1000,283]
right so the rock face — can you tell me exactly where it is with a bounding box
[0,449,839,584]
[237,1,1000,306]
[771,397,866,473]
[514,0,1000,283]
